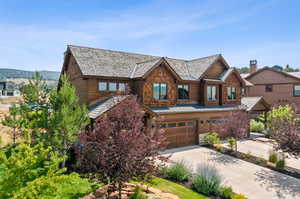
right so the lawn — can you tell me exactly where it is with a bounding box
[134,177,209,199]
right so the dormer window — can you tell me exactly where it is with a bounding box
[207,85,217,101]
[153,83,167,100]
[178,84,189,100]
[227,86,236,100]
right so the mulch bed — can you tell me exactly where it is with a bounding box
[207,145,300,179]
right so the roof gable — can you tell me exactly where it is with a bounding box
[246,67,300,84]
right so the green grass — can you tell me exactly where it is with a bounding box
[133,177,209,199]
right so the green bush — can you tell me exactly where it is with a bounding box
[227,138,236,151]
[164,161,191,182]
[232,193,248,199]
[191,164,222,196]
[218,186,233,199]
[276,156,285,169]
[268,151,278,163]
[129,186,147,199]
[204,132,220,146]
[250,119,264,132]
[12,173,93,199]
[0,143,94,199]
[256,157,267,164]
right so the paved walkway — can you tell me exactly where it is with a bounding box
[222,139,300,170]
[163,146,300,199]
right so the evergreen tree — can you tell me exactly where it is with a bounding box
[47,74,90,167]
[2,105,23,144]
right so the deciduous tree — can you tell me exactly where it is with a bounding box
[77,95,167,199]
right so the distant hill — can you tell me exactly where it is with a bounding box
[0,68,60,80]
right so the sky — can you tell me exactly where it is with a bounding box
[0,0,299,71]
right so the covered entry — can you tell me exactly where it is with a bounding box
[160,120,198,148]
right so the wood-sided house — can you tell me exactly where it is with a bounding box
[61,45,260,148]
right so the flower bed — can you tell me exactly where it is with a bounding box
[208,145,300,179]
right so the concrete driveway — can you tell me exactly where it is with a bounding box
[163,146,300,199]
[222,139,300,171]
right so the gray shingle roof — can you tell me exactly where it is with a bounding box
[68,45,221,80]
[150,104,244,114]
[88,95,128,119]
[241,96,264,111]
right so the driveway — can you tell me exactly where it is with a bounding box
[222,139,300,171]
[162,146,300,199]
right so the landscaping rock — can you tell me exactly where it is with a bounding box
[81,193,96,199]
[95,185,109,198]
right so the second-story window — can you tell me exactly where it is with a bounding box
[227,86,236,100]
[99,81,107,91]
[118,83,126,91]
[265,85,273,92]
[240,87,246,95]
[109,82,117,91]
[153,83,167,100]
[207,85,217,101]
[178,84,189,100]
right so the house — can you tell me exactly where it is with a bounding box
[0,80,20,97]
[61,45,266,148]
[242,60,300,111]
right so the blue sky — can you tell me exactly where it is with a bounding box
[0,0,299,71]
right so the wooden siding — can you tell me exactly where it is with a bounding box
[143,63,177,106]
[222,73,242,106]
[203,61,226,79]
[64,54,88,104]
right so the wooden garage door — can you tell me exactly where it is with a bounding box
[161,121,198,149]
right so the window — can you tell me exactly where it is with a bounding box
[265,85,273,92]
[153,83,167,100]
[227,86,236,100]
[160,123,167,128]
[118,83,126,91]
[294,85,300,96]
[240,87,245,95]
[187,121,196,126]
[99,81,107,91]
[109,82,117,91]
[178,84,189,99]
[207,86,217,100]
[178,122,186,127]
[167,123,176,128]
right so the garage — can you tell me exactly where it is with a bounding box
[160,120,198,148]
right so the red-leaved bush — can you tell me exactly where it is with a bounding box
[212,111,249,152]
[77,95,167,198]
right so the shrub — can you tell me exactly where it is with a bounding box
[232,193,248,199]
[268,150,278,163]
[256,157,267,165]
[129,186,147,199]
[276,154,285,169]
[250,119,264,132]
[215,145,224,152]
[191,164,222,195]
[164,160,191,182]
[227,137,236,151]
[218,186,233,199]
[204,132,220,146]
[12,173,94,199]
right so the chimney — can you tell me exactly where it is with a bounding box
[249,60,257,74]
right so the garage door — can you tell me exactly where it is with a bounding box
[160,120,198,149]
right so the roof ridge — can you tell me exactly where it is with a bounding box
[188,54,221,62]
[68,45,160,58]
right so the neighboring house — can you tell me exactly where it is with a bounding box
[242,60,300,111]
[0,80,20,97]
[61,45,266,148]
